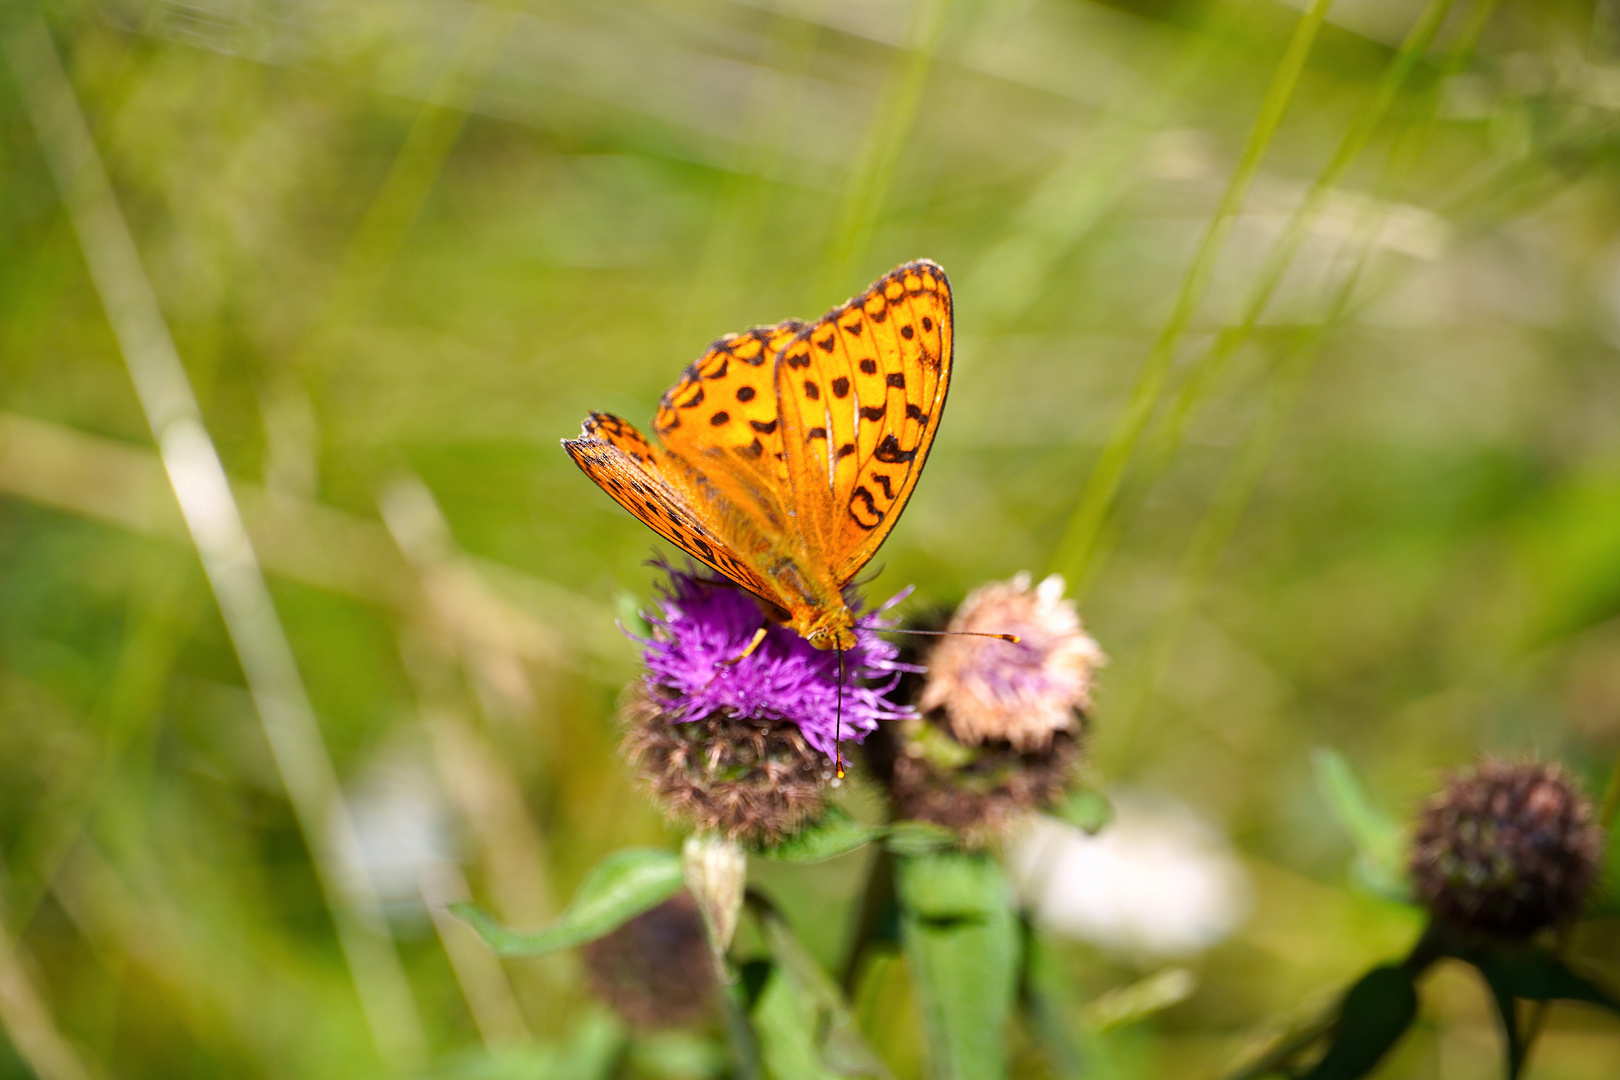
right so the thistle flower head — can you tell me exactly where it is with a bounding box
[1409,760,1604,940]
[917,572,1105,751]
[581,892,713,1029]
[637,562,915,760]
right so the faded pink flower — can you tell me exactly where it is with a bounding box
[918,572,1104,752]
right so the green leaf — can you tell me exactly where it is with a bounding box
[1051,786,1113,835]
[448,847,683,956]
[759,807,884,863]
[896,852,1019,1080]
[1312,748,1408,901]
[1467,949,1620,1013]
[751,907,893,1079]
[1458,949,1620,1079]
[883,820,957,857]
[1298,964,1419,1080]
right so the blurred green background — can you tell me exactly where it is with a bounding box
[3,0,1620,1075]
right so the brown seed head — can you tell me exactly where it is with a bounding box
[620,685,827,844]
[1409,759,1604,940]
[581,892,713,1029]
[879,713,1084,848]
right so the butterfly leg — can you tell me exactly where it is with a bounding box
[720,626,768,667]
[698,623,770,694]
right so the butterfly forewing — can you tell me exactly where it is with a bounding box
[651,319,808,536]
[774,260,952,586]
[563,411,782,602]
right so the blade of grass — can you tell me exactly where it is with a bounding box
[816,0,952,302]
[1098,1,1499,768]
[1144,0,1461,481]
[1047,0,1338,593]
[966,4,1237,329]
[3,15,428,1067]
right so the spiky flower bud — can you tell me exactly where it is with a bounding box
[581,892,714,1029]
[622,563,915,843]
[1409,760,1604,940]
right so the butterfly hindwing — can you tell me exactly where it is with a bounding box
[563,412,780,601]
[775,260,952,586]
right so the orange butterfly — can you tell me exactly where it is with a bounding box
[563,260,952,653]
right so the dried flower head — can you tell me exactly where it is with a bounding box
[624,563,916,842]
[918,572,1104,752]
[1409,760,1604,940]
[581,892,713,1029]
[884,716,1082,847]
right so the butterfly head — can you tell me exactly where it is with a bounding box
[798,606,859,652]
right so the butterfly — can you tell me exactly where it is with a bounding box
[563,259,952,653]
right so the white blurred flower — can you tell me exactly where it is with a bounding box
[1007,795,1252,958]
[330,740,459,927]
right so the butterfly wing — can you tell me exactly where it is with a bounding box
[562,411,784,603]
[649,319,808,544]
[773,260,953,586]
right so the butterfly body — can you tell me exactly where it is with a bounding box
[564,260,952,650]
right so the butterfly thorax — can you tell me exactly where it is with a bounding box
[794,604,859,652]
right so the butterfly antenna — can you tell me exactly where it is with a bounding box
[886,629,1021,643]
[835,648,845,780]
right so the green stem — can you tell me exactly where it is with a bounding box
[1100,0,1499,768]
[816,0,952,302]
[1047,0,1337,591]
[1146,0,1460,478]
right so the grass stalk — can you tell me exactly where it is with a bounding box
[1048,0,1339,591]
[4,15,429,1067]
[816,0,952,302]
[1100,0,1499,767]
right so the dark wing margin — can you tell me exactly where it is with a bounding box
[562,411,779,600]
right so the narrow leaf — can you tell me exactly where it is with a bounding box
[1468,950,1620,1014]
[449,847,683,956]
[1298,964,1419,1080]
[897,852,1019,1080]
[1312,748,1408,900]
[760,807,884,863]
[753,907,893,1079]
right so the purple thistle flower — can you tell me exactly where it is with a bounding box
[636,563,917,760]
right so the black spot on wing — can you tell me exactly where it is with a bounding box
[849,486,882,529]
[874,434,917,464]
